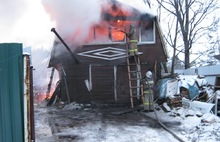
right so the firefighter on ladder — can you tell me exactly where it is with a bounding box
[127,25,138,56]
[142,71,154,111]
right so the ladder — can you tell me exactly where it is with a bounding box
[127,51,144,108]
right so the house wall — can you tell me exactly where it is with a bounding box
[55,21,167,104]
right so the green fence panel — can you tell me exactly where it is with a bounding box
[0,43,24,142]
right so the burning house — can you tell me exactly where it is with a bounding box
[47,0,168,106]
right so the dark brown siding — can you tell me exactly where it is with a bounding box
[60,63,90,102]
[116,64,130,102]
[51,20,167,104]
[91,65,115,103]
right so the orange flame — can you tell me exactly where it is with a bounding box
[111,30,125,41]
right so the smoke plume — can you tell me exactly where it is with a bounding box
[41,0,153,47]
[41,0,104,46]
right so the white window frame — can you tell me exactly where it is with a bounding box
[109,27,126,43]
[138,21,156,44]
[86,25,126,45]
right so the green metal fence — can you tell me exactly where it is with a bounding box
[0,43,24,142]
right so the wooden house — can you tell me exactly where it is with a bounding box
[48,1,168,106]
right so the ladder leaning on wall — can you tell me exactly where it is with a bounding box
[126,45,144,108]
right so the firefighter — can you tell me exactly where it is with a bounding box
[127,25,138,56]
[142,71,154,111]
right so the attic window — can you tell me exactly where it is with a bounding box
[139,21,155,43]
[109,20,126,42]
[87,21,126,44]
[110,28,125,42]
[94,25,109,43]
[87,21,150,44]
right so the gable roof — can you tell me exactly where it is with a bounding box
[102,0,155,21]
[115,0,154,15]
[155,17,169,58]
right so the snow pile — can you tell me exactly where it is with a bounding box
[180,113,220,141]
[158,103,220,142]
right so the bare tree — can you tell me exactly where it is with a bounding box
[154,0,220,69]
[171,18,179,74]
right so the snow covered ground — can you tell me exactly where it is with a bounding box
[35,101,220,142]
[35,102,57,142]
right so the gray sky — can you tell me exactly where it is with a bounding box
[0,0,54,50]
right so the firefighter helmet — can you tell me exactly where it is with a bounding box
[146,71,153,79]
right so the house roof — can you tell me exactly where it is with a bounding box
[115,0,155,16]
[102,0,156,21]
[155,17,169,58]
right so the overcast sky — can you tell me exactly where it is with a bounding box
[0,0,55,50]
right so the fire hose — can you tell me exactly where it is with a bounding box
[152,103,185,142]
[143,78,184,142]
[51,28,79,63]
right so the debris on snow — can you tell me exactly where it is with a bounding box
[182,98,215,114]
[62,102,84,110]
[161,102,171,112]
[201,113,220,124]
[34,74,220,142]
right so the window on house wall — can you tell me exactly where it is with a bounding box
[139,21,155,43]
[109,20,126,42]
[110,28,125,42]
[94,24,110,43]
[86,21,126,44]
[87,20,156,45]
